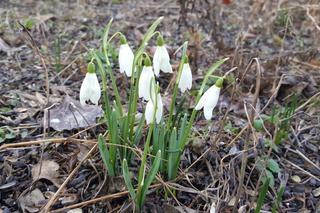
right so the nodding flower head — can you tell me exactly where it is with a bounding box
[145,78,163,124]
[119,35,134,77]
[79,62,101,106]
[153,34,172,77]
[178,57,192,93]
[195,77,223,120]
[139,56,155,101]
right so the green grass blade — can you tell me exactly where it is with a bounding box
[272,183,285,213]
[255,177,270,213]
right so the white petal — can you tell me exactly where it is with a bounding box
[145,100,154,125]
[119,44,134,77]
[159,46,172,73]
[195,85,220,110]
[202,85,220,120]
[195,91,209,110]
[203,106,214,120]
[79,73,101,105]
[156,94,163,124]
[149,78,156,103]
[205,85,220,109]
[139,66,154,101]
[139,67,148,99]
[153,46,161,77]
[178,63,192,93]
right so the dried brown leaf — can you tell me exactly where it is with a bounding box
[18,188,46,213]
[46,95,103,131]
[32,160,61,187]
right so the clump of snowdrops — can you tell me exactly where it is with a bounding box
[79,17,228,212]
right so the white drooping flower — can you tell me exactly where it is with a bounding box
[153,35,172,76]
[79,62,101,106]
[195,78,223,120]
[145,79,163,124]
[178,62,192,93]
[139,60,154,101]
[119,36,134,77]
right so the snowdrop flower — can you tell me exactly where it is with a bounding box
[119,35,134,77]
[139,56,154,101]
[145,79,163,124]
[178,58,192,93]
[153,35,172,77]
[195,77,223,120]
[80,62,101,106]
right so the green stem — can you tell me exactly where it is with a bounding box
[137,83,159,198]
[91,51,112,128]
[179,58,229,151]
[102,19,123,117]
[123,17,163,154]
[166,41,188,133]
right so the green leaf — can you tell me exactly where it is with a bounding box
[135,17,163,58]
[267,159,280,173]
[139,150,161,208]
[264,139,278,151]
[109,110,119,171]
[122,159,136,203]
[255,177,270,213]
[98,134,115,176]
[5,132,16,139]
[272,183,285,213]
[0,128,5,137]
[262,170,275,188]
[168,128,180,180]
[24,19,33,30]
[0,107,11,114]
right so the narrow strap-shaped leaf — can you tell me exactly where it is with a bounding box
[98,134,115,176]
[272,183,285,213]
[109,110,119,173]
[122,159,136,203]
[255,177,270,213]
[168,128,179,180]
[139,150,161,208]
[177,113,188,144]
[152,123,160,156]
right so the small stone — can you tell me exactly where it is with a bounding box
[291,175,301,183]
[312,187,320,197]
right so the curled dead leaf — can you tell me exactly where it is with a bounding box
[32,160,61,187]
[44,95,103,131]
[18,188,46,213]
